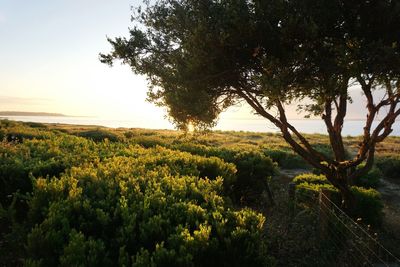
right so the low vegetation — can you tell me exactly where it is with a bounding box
[0,120,398,266]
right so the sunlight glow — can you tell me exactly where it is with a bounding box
[187,122,195,132]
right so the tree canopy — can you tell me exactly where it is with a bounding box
[101,0,400,209]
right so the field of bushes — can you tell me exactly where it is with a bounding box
[1,120,399,266]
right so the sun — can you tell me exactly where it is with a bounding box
[187,122,195,133]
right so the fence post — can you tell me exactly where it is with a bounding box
[288,182,296,218]
[319,189,331,241]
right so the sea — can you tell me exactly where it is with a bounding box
[1,115,400,136]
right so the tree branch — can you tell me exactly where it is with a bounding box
[234,89,281,126]
[275,100,333,171]
[236,89,331,172]
[343,76,399,170]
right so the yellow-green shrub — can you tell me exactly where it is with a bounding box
[293,173,383,226]
[26,157,270,266]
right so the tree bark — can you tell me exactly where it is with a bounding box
[327,173,356,213]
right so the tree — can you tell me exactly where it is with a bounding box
[100,0,400,211]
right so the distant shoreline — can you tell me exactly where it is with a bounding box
[1,115,399,136]
[0,111,382,121]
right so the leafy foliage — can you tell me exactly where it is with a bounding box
[293,173,383,226]
[293,173,329,185]
[375,155,400,180]
[0,121,271,266]
[2,120,397,265]
[75,129,123,142]
[354,165,383,188]
[263,148,309,169]
[232,150,276,204]
[25,157,268,266]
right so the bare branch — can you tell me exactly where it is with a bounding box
[349,147,375,182]
[234,89,281,126]
[276,100,333,168]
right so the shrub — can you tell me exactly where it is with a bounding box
[293,173,383,227]
[375,156,400,179]
[25,157,271,266]
[171,143,236,162]
[171,143,211,156]
[0,120,53,142]
[354,165,383,188]
[76,129,121,142]
[169,143,277,204]
[312,143,334,159]
[351,187,383,227]
[133,136,170,148]
[232,151,277,204]
[295,182,340,206]
[143,146,237,194]
[24,122,47,129]
[0,134,98,209]
[293,173,329,185]
[293,173,335,204]
[263,148,309,169]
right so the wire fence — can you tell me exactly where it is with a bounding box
[291,185,400,267]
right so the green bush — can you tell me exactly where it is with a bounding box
[375,156,400,179]
[232,151,277,204]
[354,165,383,188]
[133,136,169,148]
[0,134,98,208]
[25,157,271,266]
[24,122,48,129]
[351,187,383,227]
[293,173,329,185]
[293,173,383,227]
[2,128,51,143]
[0,127,270,266]
[293,173,338,206]
[264,148,309,169]
[169,143,277,204]
[295,182,340,206]
[312,143,333,159]
[171,143,236,162]
[142,146,237,194]
[76,129,121,142]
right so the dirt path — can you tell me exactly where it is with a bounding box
[379,178,400,212]
[378,177,400,237]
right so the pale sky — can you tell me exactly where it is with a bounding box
[0,1,373,130]
[0,1,169,120]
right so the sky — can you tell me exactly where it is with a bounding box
[0,1,170,121]
[0,1,373,130]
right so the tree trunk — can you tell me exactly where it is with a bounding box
[338,184,356,214]
[328,174,356,214]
